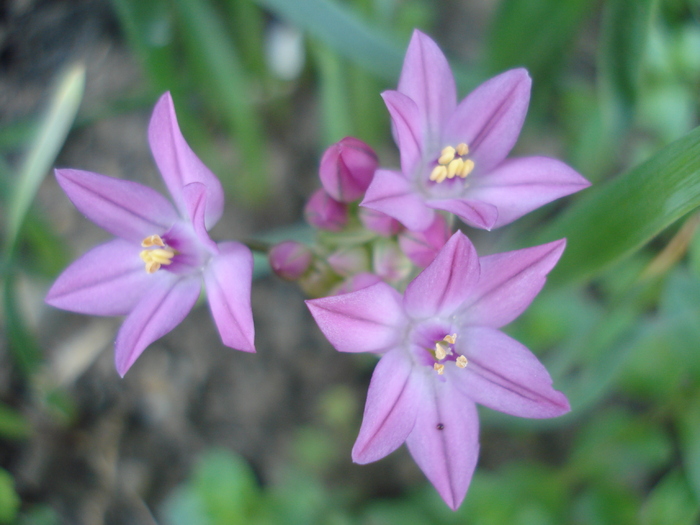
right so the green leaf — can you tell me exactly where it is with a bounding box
[171,0,268,202]
[535,125,700,286]
[2,273,42,376]
[4,63,85,258]
[311,42,355,144]
[0,403,30,440]
[598,0,657,133]
[678,395,700,503]
[640,470,699,525]
[0,468,19,524]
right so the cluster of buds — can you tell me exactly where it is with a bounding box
[269,137,450,296]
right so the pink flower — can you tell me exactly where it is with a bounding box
[46,93,255,376]
[306,231,569,509]
[319,137,378,203]
[362,30,590,232]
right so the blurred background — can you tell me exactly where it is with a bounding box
[1,0,700,523]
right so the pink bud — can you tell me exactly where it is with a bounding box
[319,137,378,203]
[268,241,313,281]
[327,247,370,277]
[398,214,451,268]
[373,239,412,284]
[332,272,383,295]
[304,189,348,231]
[359,207,403,237]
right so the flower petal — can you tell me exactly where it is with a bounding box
[55,169,178,243]
[352,348,422,464]
[397,30,457,151]
[182,182,219,253]
[203,241,255,353]
[444,68,531,174]
[466,157,591,228]
[405,381,479,510]
[306,282,407,353]
[381,90,422,176]
[115,273,201,376]
[426,197,498,230]
[148,92,224,229]
[452,327,570,418]
[404,231,479,319]
[460,239,566,328]
[45,239,151,316]
[362,169,435,231]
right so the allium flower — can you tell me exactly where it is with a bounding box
[319,137,378,203]
[362,30,590,232]
[304,188,348,231]
[46,93,255,376]
[306,231,569,509]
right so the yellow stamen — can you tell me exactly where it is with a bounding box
[456,355,468,368]
[438,146,456,165]
[140,235,176,274]
[430,165,448,183]
[447,158,464,179]
[434,363,445,375]
[141,234,166,248]
[443,334,457,345]
[435,343,447,360]
[459,159,475,178]
[456,143,469,156]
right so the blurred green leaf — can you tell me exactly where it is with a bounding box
[679,395,700,502]
[598,0,657,132]
[0,468,19,524]
[253,0,404,81]
[535,125,700,286]
[0,403,30,440]
[223,0,267,78]
[172,0,268,202]
[4,63,85,258]
[640,470,699,525]
[3,274,42,376]
[312,42,355,144]
[486,0,594,80]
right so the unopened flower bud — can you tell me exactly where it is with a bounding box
[373,239,412,284]
[359,207,403,237]
[319,137,378,203]
[268,241,313,281]
[398,214,451,267]
[332,272,383,295]
[304,189,348,231]
[327,247,370,277]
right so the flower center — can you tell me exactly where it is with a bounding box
[430,333,468,375]
[139,234,176,274]
[429,143,475,184]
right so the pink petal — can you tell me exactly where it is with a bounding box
[405,381,479,510]
[306,282,407,354]
[426,197,498,231]
[352,348,422,464]
[460,240,566,328]
[361,169,435,232]
[148,92,224,229]
[115,274,201,376]
[319,137,378,203]
[404,231,479,319]
[182,182,219,253]
[45,239,151,316]
[398,213,450,268]
[55,169,178,243]
[203,241,256,353]
[444,69,531,174]
[397,30,457,152]
[381,90,423,176]
[467,157,591,228]
[452,327,570,418]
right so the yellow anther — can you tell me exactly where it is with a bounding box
[447,158,464,179]
[140,244,175,274]
[141,234,166,248]
[435,343,447,361]
[456,355,468,368]
[434,363,445,375]
[430,165,448,183]
[438,146,456,165]
[443,334,457,345]
[456,143,469,156]
[459,159,475,178]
